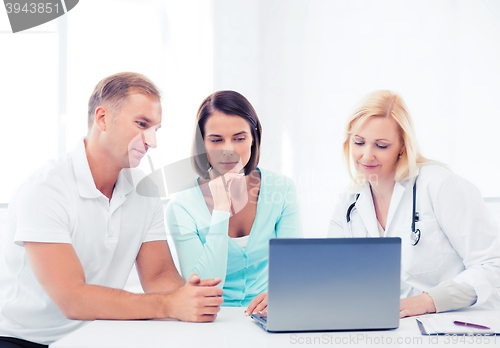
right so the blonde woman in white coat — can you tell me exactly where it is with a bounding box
[328,90,500,318]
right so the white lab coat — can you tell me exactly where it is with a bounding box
[328,164,500,309]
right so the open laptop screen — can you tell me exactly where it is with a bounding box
[266,238,401,332]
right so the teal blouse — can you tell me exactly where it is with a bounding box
[166,168,302,306]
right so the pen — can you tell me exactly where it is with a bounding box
[453,321,491,330]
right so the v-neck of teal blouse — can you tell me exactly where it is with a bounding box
[194,169,261,257]
[166,167,302,307]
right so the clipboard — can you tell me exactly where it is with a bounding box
[416,315,500,335]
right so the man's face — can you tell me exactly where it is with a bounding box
[104,92,162,169]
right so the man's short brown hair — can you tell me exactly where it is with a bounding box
[87,72,161,132]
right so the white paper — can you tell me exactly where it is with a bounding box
[417,315,500,335]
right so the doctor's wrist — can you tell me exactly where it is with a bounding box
[421,292,437,314]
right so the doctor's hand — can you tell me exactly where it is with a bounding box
[245,292,268,316]
[399,292,436,318]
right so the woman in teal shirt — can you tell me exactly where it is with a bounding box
[166,91,302,313]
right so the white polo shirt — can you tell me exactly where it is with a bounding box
[0,139,166,345]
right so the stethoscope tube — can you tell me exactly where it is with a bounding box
[346,177,420,246]
[410,178,421,246]
[346,194,360,238]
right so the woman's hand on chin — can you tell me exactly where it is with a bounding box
[208,172,244,212]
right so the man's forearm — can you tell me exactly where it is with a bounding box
[25,242,222,322]
[62,277,223,322]
[62,283,172,320]
[140,269,186,294]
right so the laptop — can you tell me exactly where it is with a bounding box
[251,238,401,332]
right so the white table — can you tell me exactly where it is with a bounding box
[50,307,500,348]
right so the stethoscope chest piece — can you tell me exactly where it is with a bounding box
[411,228,421,246]
[346,177,422,246]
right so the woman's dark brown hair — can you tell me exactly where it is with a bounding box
[191,90,262,179]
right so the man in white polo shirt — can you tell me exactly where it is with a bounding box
[0,72,223,348]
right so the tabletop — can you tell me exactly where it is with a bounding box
[50,307,500,348]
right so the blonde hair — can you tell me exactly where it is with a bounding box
[343,90,429,186]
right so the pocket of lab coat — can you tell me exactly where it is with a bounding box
[402,219,444,275]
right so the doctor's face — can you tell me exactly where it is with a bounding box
[350,116,404,184]
[203,111,253,175]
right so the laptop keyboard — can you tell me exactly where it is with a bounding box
[251,312,268,325]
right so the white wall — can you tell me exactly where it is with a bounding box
[1,0,500,238]
[209,0,500,237]
[0,0,215,202]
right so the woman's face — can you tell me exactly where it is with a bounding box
[203,110,253,175]
[350,116,404,184]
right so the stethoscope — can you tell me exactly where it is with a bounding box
[346,177,421,246]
